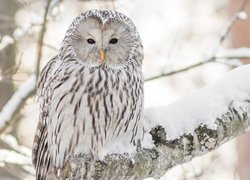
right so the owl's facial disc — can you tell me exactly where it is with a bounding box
[101,19,133,65]
[71,16,133,66]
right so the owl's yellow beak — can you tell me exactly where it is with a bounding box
[100,49,105,63]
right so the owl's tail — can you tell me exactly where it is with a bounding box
[32,122,55,180]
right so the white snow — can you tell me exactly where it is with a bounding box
[144,65,250,140]
[237,11,248,20]
[0,149,31,165]
[0,75,36,131]
[0,36,14,51]
[0,134,31,156]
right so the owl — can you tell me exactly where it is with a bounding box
[32,10,144,179]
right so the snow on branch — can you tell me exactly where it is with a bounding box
[65,65,250,180]
[0,134,35,178]
[0,75,36,133]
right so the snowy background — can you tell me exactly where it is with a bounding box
[0,0,249,179]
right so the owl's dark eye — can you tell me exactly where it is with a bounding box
[109,38,118,44]
[87,38,95,44]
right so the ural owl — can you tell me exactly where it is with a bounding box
[32,10,144,179]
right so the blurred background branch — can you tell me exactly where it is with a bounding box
[145,47,250,82]
[146,0,249,82]
[219,0,248,44]
[35,0,53,79]
[0,75,36,134]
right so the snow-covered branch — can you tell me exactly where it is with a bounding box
[0,75,36,134]
[65,65,250,180]
[0,36,14,52]
[0,134,35,178]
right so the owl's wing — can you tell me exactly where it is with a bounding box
[32,56,60,179]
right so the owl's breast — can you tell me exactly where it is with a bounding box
[48,64,143,166]
[79,67,143,148]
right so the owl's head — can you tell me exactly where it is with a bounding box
[60,10,143,67]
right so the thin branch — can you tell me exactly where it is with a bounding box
[43,43,58,51]
[145,47,250,82]
[145,57,214,82]
[215,47,250,59]
[219,0,248,44]
[3,53,23,76]
[35,0,53,79]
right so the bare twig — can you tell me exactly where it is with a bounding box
[219,0,248,44]
[145,47,250,82]
[145,57,214,82]
[35,0,53,79]
[15,0,29,7]
[3,53,23,76]
[0,54,23,84]
[43,43,58,51]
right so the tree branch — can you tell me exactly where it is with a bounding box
[0,75,36,134]
[35,0,52,79]
[145,47,250,82]
[65,65,250,179]
[1,1,62,170]
[0,0,52,134]
[0,134,35,178]
[145,58,213,82]
[219,0,248,44]
[0,36,14,52]
[215,47,250,59]
[145,48,250,82]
